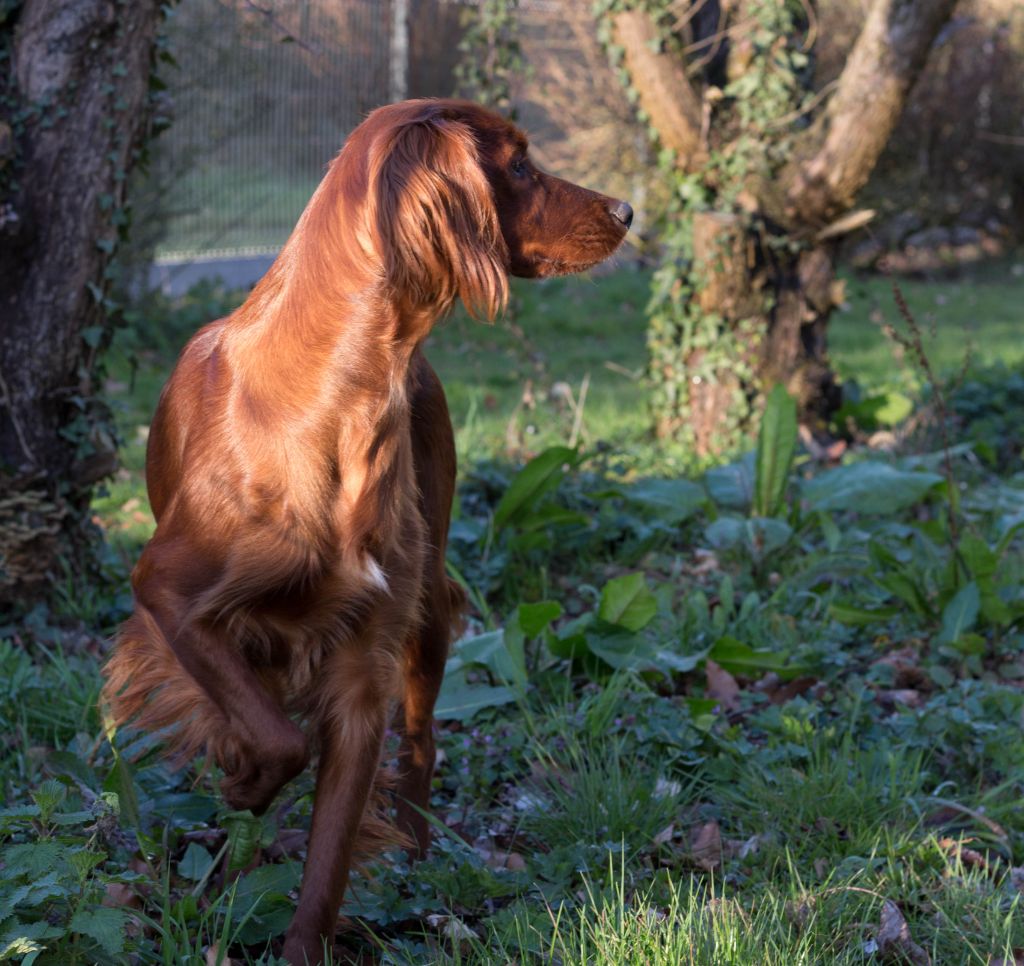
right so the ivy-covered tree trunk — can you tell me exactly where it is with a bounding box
[672,212,844,452]
[0,0,164,608]
[609,0,958,457]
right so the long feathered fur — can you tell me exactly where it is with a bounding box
[101,98,630,965]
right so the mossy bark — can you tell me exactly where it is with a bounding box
[0,0,163,607]
[615,0,958,441]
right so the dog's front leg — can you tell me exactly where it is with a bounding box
[281,645,393,965]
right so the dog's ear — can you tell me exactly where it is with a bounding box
[372,111,509,320]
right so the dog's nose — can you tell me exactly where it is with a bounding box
[609,201,633,229]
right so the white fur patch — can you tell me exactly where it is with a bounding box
[363,556,389,593]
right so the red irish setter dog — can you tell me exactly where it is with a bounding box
[102,98,630,963]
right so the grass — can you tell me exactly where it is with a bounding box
[3,255,1024,963]
[95,251,1024,560]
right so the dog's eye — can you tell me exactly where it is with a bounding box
[510,157,527,178]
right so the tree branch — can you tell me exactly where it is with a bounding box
[782,0,958,226]
[612,9,705,170]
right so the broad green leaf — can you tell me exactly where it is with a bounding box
[874,570,932,618]
[434,677,516,721]
[454,629,525,687]
[513,504,589,533]
[620,478,706,524]
[939,581,980,644]
[223,863,305,945]
[598,572,658,631]
[178,842,214,882]
[959,534,997,580]
[103,755,142,833]
[516,600,562,637]
[653,648,705,674]
[0,939,43,962]
[707,636,812,679]
[995,517,1024,557]
[829,602,901,625]
[803,461,943,515]
[0,871,64,912]
[223,810,262,872]
[147,790,218,826]
[705,452,756,511]
[69,907,128,957]
[836,392,913,431]
[948,632,986,656]
[30,780,65,824]
[0,843,64,879]
[584,626,660,671]
[754,384,797,517]
[233,862,301,906]
[705,517,792,556]
[493,446,576,531]
[547,613,593,661]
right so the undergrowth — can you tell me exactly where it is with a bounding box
[3,265,1024,963]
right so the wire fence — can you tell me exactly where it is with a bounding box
[152,0,415,259]
[144,0,634,267]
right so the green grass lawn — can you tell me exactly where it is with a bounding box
[4,256,1024,964]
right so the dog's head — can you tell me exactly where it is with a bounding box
[356,99,632,320]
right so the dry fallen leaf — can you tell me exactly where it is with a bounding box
[875,688,924,709]
[266,827,308,861]
[705,659,740,711]
[426,914,479,943]
[938,837,990,873]
[689,820,723,871]
[653,823,675,847]
[987,951,1024,966]
[872,648,929,689]
[205,944,233,966]
[876,899,930,965]
[785,896,815,930]
[103,882,140,910]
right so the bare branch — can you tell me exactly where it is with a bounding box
[783,0,959,226]
[612,9,705,169]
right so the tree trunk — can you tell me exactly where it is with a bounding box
[0,0,163,608]
[666,214,843,455]
[614,0,957,443]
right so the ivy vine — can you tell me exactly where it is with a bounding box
[454,0,524,118]
[595,0,816,462]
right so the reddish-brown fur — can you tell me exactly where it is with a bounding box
[101,98,630,964]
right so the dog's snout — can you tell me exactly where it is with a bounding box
[609,201,633,229]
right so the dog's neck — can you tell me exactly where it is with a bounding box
[223,239,441,569]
